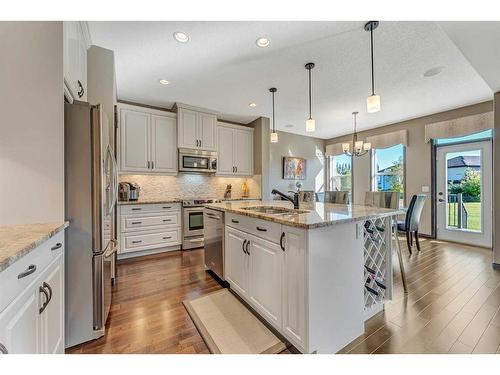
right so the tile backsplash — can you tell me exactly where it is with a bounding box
[119,174,261,200]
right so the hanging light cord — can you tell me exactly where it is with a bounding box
[272,90,276,132]
[308,68,312,119]
[370,25,375,96]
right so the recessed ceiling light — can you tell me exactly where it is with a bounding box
[423,66,444,78]
[285,124,294,128]
[173,31,189,43]
[159,79,170,85]
[256,37,270,48]
[249,102,257,108]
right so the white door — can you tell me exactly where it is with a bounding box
[40,256,64,354]
[234,128,253,176]
[436,141,492,247]
[225,227,249,298]
[282,226,307,349]
[151,115,177,173]
[120,109,150,172]
[0,284,41,354]
[248,235,282,328]
[198,113,217,151]
[217,126,235,175]
[178,108,198,149]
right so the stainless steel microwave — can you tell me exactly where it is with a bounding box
[178,148,217,173]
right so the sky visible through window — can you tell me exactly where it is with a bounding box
[375,144,403,171]
[436,129,493,145]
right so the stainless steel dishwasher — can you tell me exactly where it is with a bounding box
[203,208,225,280]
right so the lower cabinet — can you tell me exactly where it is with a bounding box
[0,251,64,354]
[224,227,249,298]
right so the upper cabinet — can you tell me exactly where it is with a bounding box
[63,22,90,102]
[217,122,254,176]
[176,104,217,151]
[118,104,177,175]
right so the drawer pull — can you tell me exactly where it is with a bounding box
[231,219,239,224]
[39,285,49,314]
[246,240,250,255]
[131,221,142,225]
[51,242,62,251]
[256,226,267,232]
[131,240,142,244]
[162,206,172,209]
[163,219,172,222]
[162,236,172,240]
[18,264,36,279]
[131,208,142,211]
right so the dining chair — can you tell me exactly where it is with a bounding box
[397,194,426,255]
[315,192,325,202]
[365,191,408,293]
[299,190,315,202]
[324,190,349,204]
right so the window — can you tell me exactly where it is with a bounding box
[372,144,405,206]
[328,154,352,193]
[435,129,492,145]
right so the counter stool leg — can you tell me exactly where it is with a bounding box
[393,221,408,293]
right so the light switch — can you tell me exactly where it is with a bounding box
[421,186,430,193]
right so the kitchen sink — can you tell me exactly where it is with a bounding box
[241,206,309,215]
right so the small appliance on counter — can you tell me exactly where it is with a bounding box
[128,182,140,200]
[182,198,221,250]
[118,182,140,201]
[224,184,232,199]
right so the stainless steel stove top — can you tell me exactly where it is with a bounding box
[182,198,221,207]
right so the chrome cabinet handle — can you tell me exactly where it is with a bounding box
[242,239,247,254]
[0,343,7,354]
[39,285,49,314]
[77,80,84,98]
[280,232,285,251]
[246,240,250,255]
[131,208,142,211]
[231,219,239,224]
[256,227,267,232]
[18,264,36,279]
[132,240,142,244]
[131,221,142,224]
[51,242,62,251]
[162,236,172,240]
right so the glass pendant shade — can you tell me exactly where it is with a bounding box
[306,118,315,132]
[270,132,279,143]
[342,143,350,152]
[363,142,372,151]
[367,94,381,113]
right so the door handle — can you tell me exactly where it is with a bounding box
[18,264,36,279]
[438,199,445,202]
[51,242,62,251]
[280,232,285,251]
[43,282,53,305]
[151,161,154,169]
[231,219,239,224]
[242,239,247,254]
[246,240,250,255]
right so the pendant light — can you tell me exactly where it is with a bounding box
[305,62,315,132]
[342,111,371,157]
[269,87,278,143]
[365,21,381,113]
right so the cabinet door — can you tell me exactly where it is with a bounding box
[217,126,235,175]
[234,128,253,176]
[120,109,150,172]
[0,283,41,354]
[198,112,217,151]
[282,226,307,349]
[225,227,249,298]
[178,108,198,149]
[63,22,87,101]
[151,115,177,174]
[248,235,283,328]
[40,255,64,354]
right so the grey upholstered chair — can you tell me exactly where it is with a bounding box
[299,190,315,203]
[397,194,426,255]
[324,190,349,204]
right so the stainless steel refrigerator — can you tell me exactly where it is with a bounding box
[64,101,118,348]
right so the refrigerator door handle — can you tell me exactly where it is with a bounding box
[106,145,118,215]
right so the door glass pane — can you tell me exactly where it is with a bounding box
[189,212,204,230]
[445,150,481,232]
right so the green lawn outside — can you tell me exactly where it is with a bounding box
[447,202,481,231]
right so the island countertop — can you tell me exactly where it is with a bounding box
[204,200,403,229]
[0,221,69,272]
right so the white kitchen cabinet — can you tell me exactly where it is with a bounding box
[217,123,254,176]
[0,232,65,354]
[281,226,307,350]
[63,21,89,102]
[176,105,217,151]
[248,235,283,329]
[224,227,249,298]
[118,104,177,175]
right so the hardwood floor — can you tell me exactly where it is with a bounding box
[67,238,500,354]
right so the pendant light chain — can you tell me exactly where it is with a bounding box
[370,26,375,96]
[308,67,312,119]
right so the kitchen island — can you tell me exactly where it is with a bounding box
[204,200,402,354]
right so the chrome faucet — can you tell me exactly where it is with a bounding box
[271,189,300,209]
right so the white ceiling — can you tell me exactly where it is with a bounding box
[88,21,494,139]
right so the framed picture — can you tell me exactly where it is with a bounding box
[283,157,306,180]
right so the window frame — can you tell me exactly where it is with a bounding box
[370,144,406,207]
[327,153,353,195]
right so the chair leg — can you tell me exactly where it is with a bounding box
[393,223,408,293]
[415,231,421,252]
[406,231,412,255]
[410,231,413,246]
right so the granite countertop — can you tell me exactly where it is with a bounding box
[118,198,182,205]
[205,200,403,229]
[0,222,69,272]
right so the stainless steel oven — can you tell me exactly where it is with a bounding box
[182,199,221,250]
[178,148,217,173]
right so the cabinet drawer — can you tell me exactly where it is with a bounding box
[226,213,282,244]
[121,212,180,233]
[0,232,64,313]
[120,229,181,254]
[120,203,181,215]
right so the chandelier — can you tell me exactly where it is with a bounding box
[342,111,371,157]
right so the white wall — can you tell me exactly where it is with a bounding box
[0,22,64,224]
[269,131,325,196]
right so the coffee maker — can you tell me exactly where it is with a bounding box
[118,182,140,201]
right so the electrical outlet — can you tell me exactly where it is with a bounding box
[422,186,430,193]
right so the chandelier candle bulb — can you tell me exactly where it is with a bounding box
[363,142,372,151]
[306,118,315,132]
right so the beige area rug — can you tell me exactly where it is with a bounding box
[183,289,287,354]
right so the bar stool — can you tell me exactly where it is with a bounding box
[324,191,349,204]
